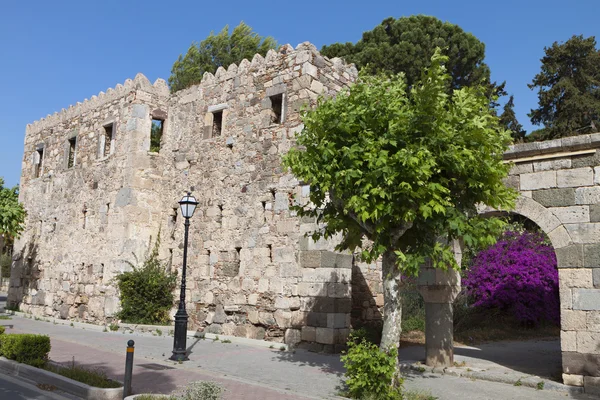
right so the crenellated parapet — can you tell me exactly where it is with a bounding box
[26,73,170,135]
[170,42,357,103]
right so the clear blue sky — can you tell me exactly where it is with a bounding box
[1,0,597,188]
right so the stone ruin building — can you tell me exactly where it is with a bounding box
[8,42,600,394]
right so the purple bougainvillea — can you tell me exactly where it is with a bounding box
[463,231,559,326]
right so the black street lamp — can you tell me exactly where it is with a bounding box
[170,192,198,362]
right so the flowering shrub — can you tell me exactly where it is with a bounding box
[463,231,559,326]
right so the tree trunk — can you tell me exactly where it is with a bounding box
[380,250,402,352]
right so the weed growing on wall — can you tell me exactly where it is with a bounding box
[115,234,177,325]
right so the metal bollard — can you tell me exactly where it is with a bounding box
[123,340,135,399]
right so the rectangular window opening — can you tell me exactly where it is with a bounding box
[103,124,114,157]
[34,147,44,178]
[67,137,76,168]
[212,111,223,137]
[270,93,283,124]
[150,119,163,152]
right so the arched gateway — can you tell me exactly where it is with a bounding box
[416,134,600,392]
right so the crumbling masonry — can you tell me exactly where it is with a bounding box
[10,42,600,393]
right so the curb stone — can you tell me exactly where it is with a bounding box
[0,357,123,400]
[400,362,584,395]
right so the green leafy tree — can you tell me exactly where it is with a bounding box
[500,96,526,142]
[283,50,516,359]
[529,35,600,139]
[0,177,26,247]
[169,22,277,92]
[321,16,491,91]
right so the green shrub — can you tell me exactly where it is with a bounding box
[115,233,177,325]
[181,381,223,400]
[0,326,5,335]
[341,332,403,400]
[0,334,50,367]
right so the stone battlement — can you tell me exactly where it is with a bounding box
[27,74,170,134]
[27,42,355,136]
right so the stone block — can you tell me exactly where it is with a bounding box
[291,311,307,327]
[509,162,533,175]
[557,168,594,187]
[574,289,600,310]
[327,313,349,328]
[328,282,350,298]
[303,297,334,313]
[562,352,600,376]
[298,251,321,268]
[307,312,328,327]
[335,298,353,313]
[584,376,600,395]
[302,62,318,79]
[248,310,259,324]
[561,310,587,330]
[320,251,337,268]
[578,331,600,354]
[301,326,316,342]
[285,328,302,346]
[590,205,600,223]
[502,175,519,190]
[258,311,276,326]
[273,247,294,263]
[576,187,600,205]
[549,206,589,224]
[562,373,584,386]
[585,244,600,268]
[565,223,600,244]
[594,270,600,289]
[316,327,335,344]
[131,104,148,118]
[572,151,600,168]
[556,245,584,268]
[274,310,292,328]
[533,158,571,171]
[561,330,577,352]
[559,268,593,289]
[532,188,575,207]
[213,305,227,324]
[336,253,353,269]
[587,313,600,332]
[275,296,290,309]
[298,282,327,297]
[546,225,573,249]
[560,287,573,309]
[520,171,556,190]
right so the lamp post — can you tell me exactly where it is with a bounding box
[170,192,198,362]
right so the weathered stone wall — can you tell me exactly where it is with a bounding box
[10,43,358,350]
[10,76,170,322]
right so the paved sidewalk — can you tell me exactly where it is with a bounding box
[1,312,597,400]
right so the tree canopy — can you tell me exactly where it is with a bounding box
[0,177,25,243]
[499,95,526,142]
[321,16,491,91]
[168,22,277,93]
[283,50,516,353]
[528,35,600,139]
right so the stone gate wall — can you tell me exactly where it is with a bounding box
[503,134,600,391]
